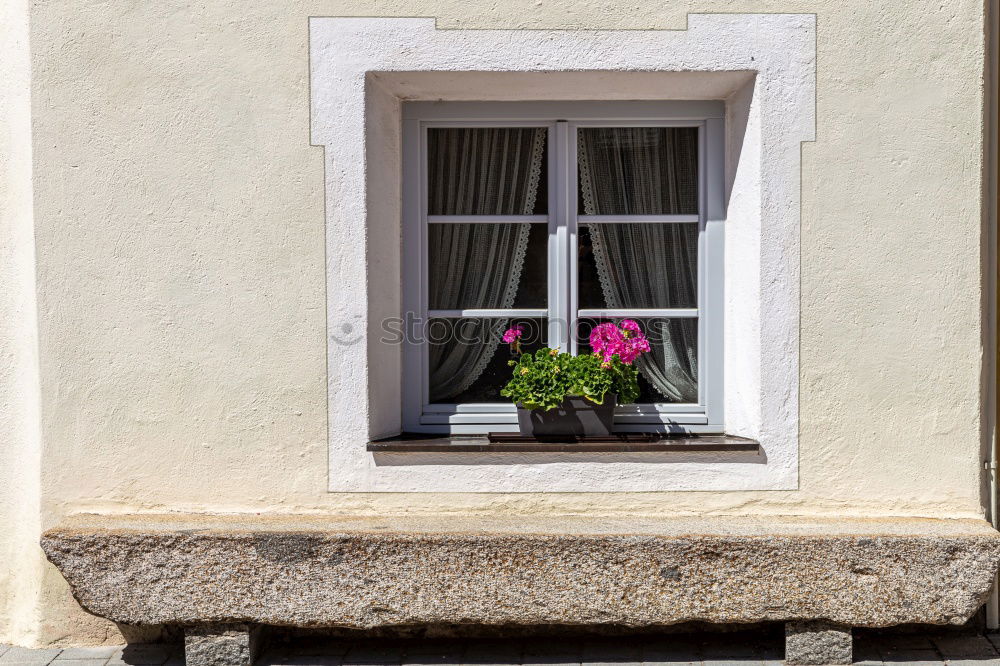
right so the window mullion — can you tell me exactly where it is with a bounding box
[566,121,579,355]
[549,121,572,350]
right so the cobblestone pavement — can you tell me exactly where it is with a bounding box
[3,632,1000,665]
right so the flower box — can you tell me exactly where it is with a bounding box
[516,392,617,438]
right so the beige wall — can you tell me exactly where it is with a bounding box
[0,0,45,647]
[0,0,989,646]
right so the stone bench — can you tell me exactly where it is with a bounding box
[41,514,1000,666]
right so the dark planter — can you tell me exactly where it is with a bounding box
[516,393,617,438]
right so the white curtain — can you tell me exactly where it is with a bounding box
[577,127,699,402]
[427,127,546,401]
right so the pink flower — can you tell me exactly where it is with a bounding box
[589,320,650,366]
[589,322,623,361]
[620,319,641,336]
[502,325,524,344]
[502,324,525,354]
[617,335,650,364]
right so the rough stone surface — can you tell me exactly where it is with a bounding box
[785,621,852,665]
[184,625,254,666]
[41,514,1000,630]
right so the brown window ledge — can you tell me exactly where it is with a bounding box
[367,433,759,453]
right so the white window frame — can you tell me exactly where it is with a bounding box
[402,101,725,434]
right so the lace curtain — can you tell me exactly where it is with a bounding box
[577,127,700,402]
[427,128,546,401]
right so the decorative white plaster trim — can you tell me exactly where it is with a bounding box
[310,14,815,492]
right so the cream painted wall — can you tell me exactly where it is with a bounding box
[0,0,44,647]
[0,0,989,646]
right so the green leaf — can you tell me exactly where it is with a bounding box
[500,346,638,411]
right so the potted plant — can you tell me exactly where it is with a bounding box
[499,320,651,437]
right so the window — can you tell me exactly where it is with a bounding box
[402,102,724,434]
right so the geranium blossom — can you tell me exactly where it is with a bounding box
[503,324,525,354]
[620,319,641,336]
[618,333,650,364]
[502,325,524,344]
[589,320,650,365]
[588,322,621,357]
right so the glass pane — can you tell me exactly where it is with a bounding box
[578,223,697,309]
[428,127,547,215]
[577,317,698,404]
[427,317,546,404]
[428,223,547,309]
[577,127,698,215]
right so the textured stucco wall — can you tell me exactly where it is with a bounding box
[0,0,45,646]
[1,0,990,646]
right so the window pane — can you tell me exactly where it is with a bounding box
[577,127,698,215]
[577,317,698,404]
[578,223,697,309]
[428,223,547,309]
[428,128,547,215]
[427,317,546,403]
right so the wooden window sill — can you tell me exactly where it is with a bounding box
[367,433,759,453]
